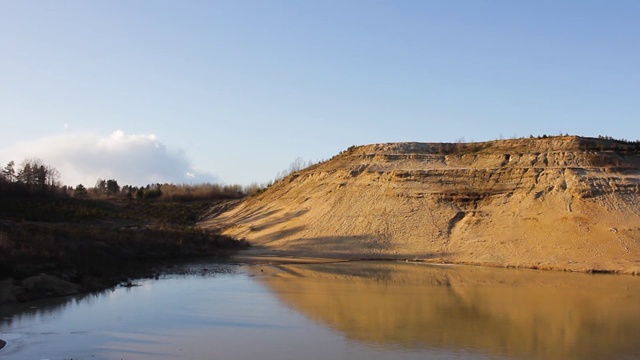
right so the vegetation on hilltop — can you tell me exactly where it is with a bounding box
[336,135,640,158]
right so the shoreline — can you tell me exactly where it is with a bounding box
[3,249,637,306]
[0,254,243,305]
[230,248,640,275]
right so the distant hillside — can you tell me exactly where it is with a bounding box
[201,136,640,274]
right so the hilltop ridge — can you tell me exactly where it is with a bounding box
[202,136,640,273]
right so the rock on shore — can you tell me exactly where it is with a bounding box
[0,274,78,304]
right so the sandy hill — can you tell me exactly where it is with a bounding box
[201,136,640,274]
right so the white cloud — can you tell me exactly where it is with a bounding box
[0,130,217,186]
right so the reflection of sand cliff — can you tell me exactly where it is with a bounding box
[257,262,640,360]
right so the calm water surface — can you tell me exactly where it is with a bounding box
[1,261,640,360]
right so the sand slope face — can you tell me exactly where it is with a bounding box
[201,136,640,273]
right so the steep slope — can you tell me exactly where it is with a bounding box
[201,136,640,273]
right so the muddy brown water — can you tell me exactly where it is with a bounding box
[1,261,640,359]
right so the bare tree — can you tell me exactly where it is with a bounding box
[288,157,306,173]
[274,157,315,181]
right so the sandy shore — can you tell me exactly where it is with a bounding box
[233,247,349,265]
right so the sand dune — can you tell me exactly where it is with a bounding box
[202,136,640,274]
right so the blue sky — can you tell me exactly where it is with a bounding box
[1,1,638,186]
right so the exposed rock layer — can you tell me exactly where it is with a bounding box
[202,136,640,273]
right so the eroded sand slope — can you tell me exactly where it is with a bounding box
[201,136,640,273]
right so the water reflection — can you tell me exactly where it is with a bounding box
[0,262,239,329]
[258,262,640,360]
[0,262,246,360]
[2,262,639,360]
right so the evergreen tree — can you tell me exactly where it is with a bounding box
[106,179,120,196]
[2,161,16,183]
[74,184,88,199]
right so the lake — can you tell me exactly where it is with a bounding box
[1,261,640,360]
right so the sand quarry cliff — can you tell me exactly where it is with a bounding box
[202,136,640,274]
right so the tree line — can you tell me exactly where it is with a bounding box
[0,158,259,201]
[73,180,251,201]
[0,158,61,194]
